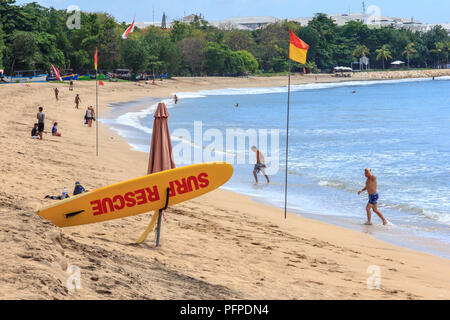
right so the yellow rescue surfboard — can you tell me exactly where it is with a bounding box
[37,162,233,228]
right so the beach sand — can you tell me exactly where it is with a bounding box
[1,72,449,299]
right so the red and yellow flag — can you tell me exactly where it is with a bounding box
[94,47,98,71]
[289,30,309,64]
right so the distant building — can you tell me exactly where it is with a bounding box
[162,12,167,29]
[182,13,204,23]
[132,12,449,33]
[209,16,279,31]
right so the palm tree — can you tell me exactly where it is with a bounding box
[402,42,417,68]
[445,41,450,66]
[430,42,445,68]
[304,61,317,73]
[376,45,392,70]
[353,45,370,59]
[353,45,370,70]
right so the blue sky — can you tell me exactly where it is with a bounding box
[16,0,450,24]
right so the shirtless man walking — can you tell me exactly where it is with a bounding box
[251,146,270,184]
[358,168,388,225]
[75,94,81,109]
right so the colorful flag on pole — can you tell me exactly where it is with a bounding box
[122,17,136,40]
[94,47,98,71]
[289,30,309,65]
[51,64,62,81]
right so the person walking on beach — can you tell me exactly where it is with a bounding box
[75,94,81,109]
[54,88,59,101]
[252,146,270,184]
[36,107,45,140]
[358,168,388,225]
[85,106,95,127]
[69,80,74,91]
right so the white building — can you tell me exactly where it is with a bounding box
[133,13,449,33]
[209,16,279,30]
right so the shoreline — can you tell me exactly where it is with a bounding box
[101,76,450,260]
[1,73,449,299]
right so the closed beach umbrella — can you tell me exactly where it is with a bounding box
[137,102,176,245]
[147,102,176,174]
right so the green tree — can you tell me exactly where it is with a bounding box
[353,45,370,59]
[8,31,38,71]
[171,20,192,42]
[235,50,258,73]
[403,42,417,68]
[223,30,255,51]
[204,42,229,75]
[376,44,392,69]
[178,37,206,75]
[306,61,318,73]
[144,27,182,76]
[121,39,150,76]
[430,42,445,68]
[0,22,5,68]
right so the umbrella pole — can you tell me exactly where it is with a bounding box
[155,188,171,247]
[156,209,163,247]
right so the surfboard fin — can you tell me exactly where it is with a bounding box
[136,210,159,244]
[136,188,171,245]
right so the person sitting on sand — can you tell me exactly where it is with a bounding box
[251,146,270,184]
[52,122,62,137]
[358,168,388,225]
[73,181,86,196]
[54,87,59,101]
[75,94,81,109]
[31,123,39,139]
[37,107,45,140]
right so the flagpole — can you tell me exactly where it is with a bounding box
[96,56,99,157]
[284,60,291,220]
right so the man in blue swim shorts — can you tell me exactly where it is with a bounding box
[251,146,270,184]
[358,168,388,225]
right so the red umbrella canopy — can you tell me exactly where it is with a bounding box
[147,103,176,174]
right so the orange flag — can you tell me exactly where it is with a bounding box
[94,48,98,71]
[289,30,309,64]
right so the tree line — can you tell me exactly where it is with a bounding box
[0,0,449,77]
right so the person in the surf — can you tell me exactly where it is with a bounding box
[251,146,270,185]
[358,168,388,225]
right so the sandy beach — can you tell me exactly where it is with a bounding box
[1,71,450,300]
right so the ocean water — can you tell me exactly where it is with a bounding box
[102,77,450,258]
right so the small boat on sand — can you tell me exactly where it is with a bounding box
[3,70,48,83]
